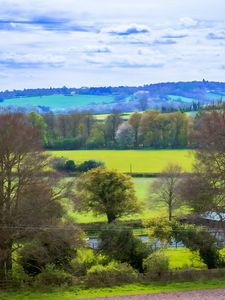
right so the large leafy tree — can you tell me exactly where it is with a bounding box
[76,168,140,223]
[0,113,81,280]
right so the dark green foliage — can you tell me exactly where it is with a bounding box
[98,225,150,272]
[77,160,105,172]
[50,137,82,150]
[64,160,77,172]
[19,226,84,276]
[52,158,103,173]
[51,158,77,172]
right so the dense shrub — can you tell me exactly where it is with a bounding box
[143,251,169,276]
[71,248,109,276]
[19,227,83,276]
[77,160,105,172]
[35,264,76,287]
[86,262,137,287]
[99,225,151,272]
[51,157,67,171]
[64,160,77,172]
[51,158,77,172]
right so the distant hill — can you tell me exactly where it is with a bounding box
[0,80,225,113]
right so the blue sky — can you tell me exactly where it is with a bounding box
[0,0,225,90]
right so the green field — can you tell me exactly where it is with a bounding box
[54,150,193,223]
[0,95,114,111]
[52,149,193,173]
[164,248,206,270]
[1,279,225,300]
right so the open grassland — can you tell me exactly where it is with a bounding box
[164,248,206,270]
[1,280,225,300]
[63,177,190,223]
[0,94,114,111]
[52,149,194,173]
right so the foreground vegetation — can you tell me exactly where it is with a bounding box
[1,279,225,300]
[1,109,225,295]
[52,149,193,173]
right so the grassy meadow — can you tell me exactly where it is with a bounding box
[164,248,206,270]
[51,149,194,173]
[1,279,225,300]
[0,94,114,111]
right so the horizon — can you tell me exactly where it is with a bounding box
[0,0,225,90]
[1,79,225,93]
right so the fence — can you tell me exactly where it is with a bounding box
[139,268,225,282]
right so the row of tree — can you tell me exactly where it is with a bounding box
[28,110,193,150]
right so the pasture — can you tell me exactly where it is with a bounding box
[0,94,114,111]
[51,149,194,173]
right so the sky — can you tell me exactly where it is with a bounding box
[0,0,225,90]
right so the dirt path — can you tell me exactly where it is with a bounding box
[80,288,225,300]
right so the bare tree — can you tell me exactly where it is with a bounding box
[178,109,225,223]
[0,113,76,280]
[151,164,182,220]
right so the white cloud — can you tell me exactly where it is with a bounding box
[179,17,198,28]
[101,24,151,35]
[0,0,225,89]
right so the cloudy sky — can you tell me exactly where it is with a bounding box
[0,0,225,90]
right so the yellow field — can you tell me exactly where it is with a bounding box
[51,149,194,173]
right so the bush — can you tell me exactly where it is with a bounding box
[78,160,105,172]
[86,262,137,287]
[35,264,76,287]
[143,251,169,276]
[71,249,109,276]
[51,157,67,171]
[51,158,77,173]
[19,226,82,276]
[99,225,150,272]
[64,160,77,172]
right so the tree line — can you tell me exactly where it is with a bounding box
[28,110,193,150]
